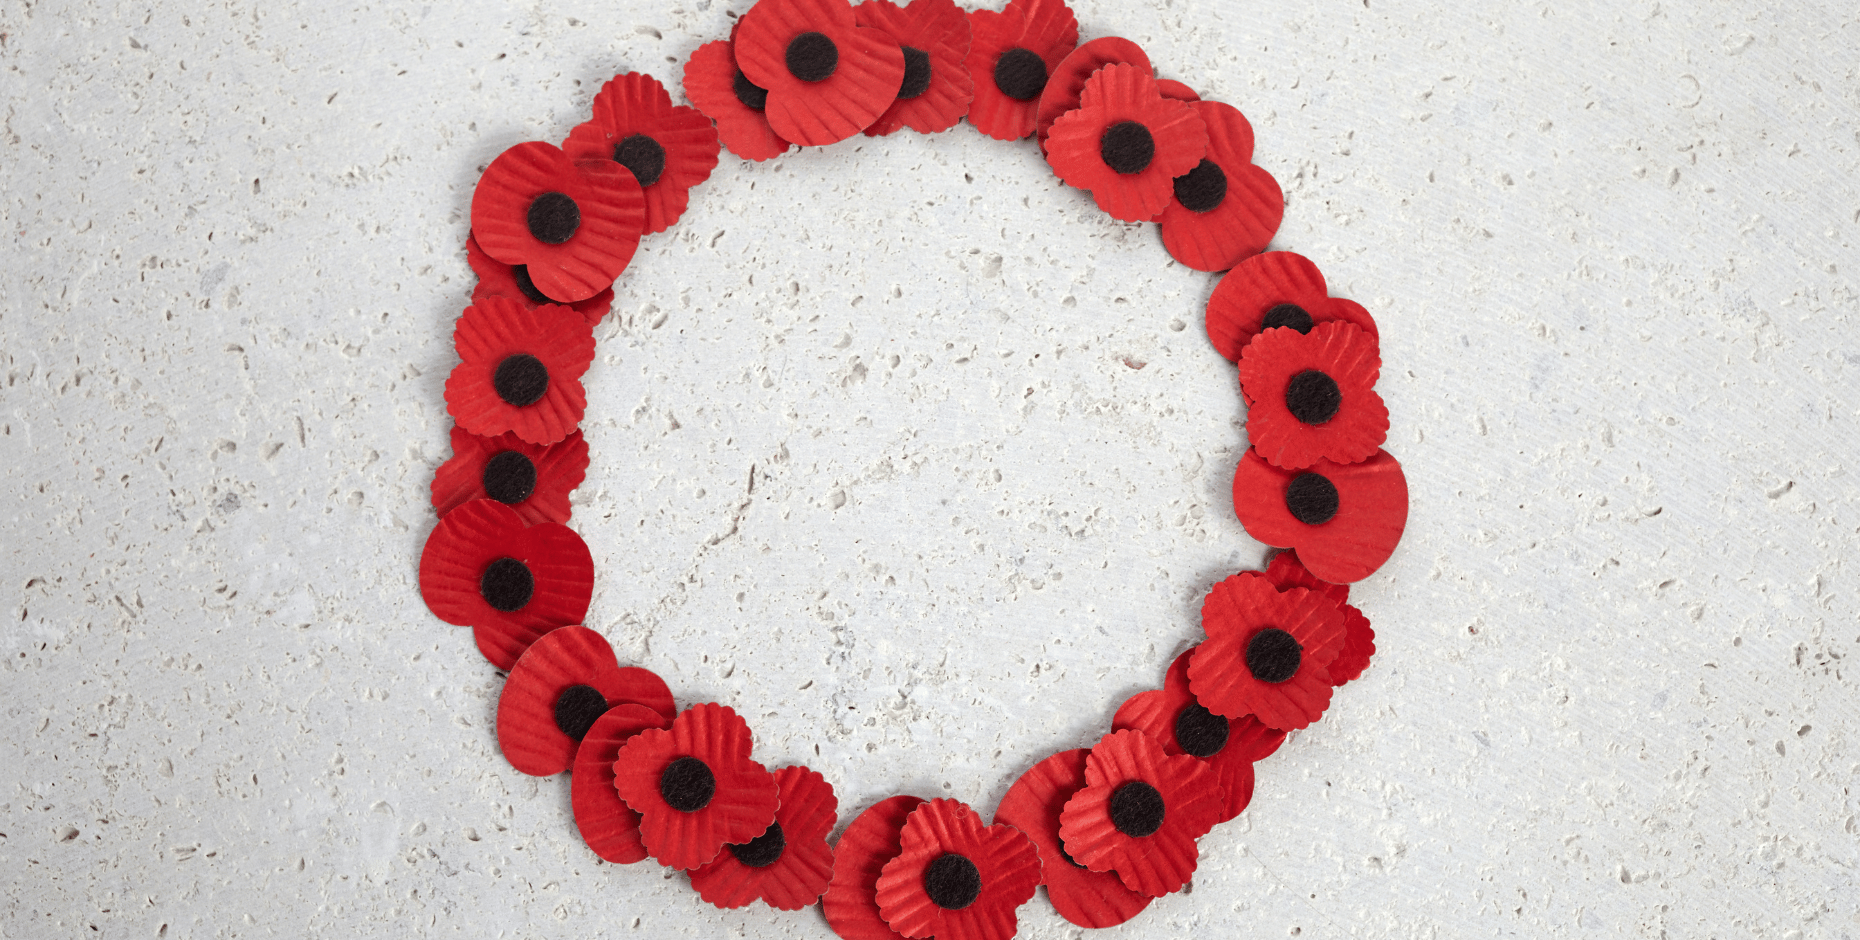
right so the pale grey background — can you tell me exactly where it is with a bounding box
[4,0,1857,937]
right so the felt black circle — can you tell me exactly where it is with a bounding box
[727,821,787,869]
[509,264,561,306]
[492,354,550,407]
[993,47,1048,101]
[659,756,717,812]
[732,69,770,111]
[479,557,534,612]
[786,31,839,82]
[923,853,982,910]
[1173,158,1228,212]
[1285,369,1343,425]
[1262,303,1315,334]
[1173,702,1230,758]
[552,684,608,741]
[526,191,580,244]
[1245,628,1303,683]
[613,133,667,187]
[481,450,538,505]
[1099,121,1156,175]
[1108,781,1166,837]
[897,46,933,100]
[1284,472,1340,525]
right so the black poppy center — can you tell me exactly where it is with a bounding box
[1173,158,1228,212]
[526,191,580,244]
[728,821,787,868]
[923,853,982,910]
[1108,781,1166,837]
[1285,472,1340,525]
[1173,702,1230,758]
[552,684,608,741]
[479,557,534,612]
[1099,121,1156,175]
[897,46,933,100]
[786,31,839,82]
[1285,369,1342,425]
[1246,628,1304,683]
[993,47,1047,101]
[613,133,667,187]
[733,69,770,111]
[492,353,550,407]
[1262,302,1315,334]
[659,756,717,812]
[481,450,538,504]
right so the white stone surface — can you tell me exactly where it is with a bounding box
[4,0,1857,937]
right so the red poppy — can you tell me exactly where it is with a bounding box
[1111,645,1286,821]
[1264,548,1349,606]
[1032,36,1149,149]
[417,498,594,671]
[430,424,588,526]
[1055,730,1224,897]
[1240,320,1388,469]
[824,795,924,940]
[992,750,1152,928]
[572,703,673,864]
[1231,447,1409,584]
[469,141,644,303]
[444,296,596,447]
[466,231,614,327]
[612,702,780,871]
[1187,572,1346,730]
[853,0,974,137]
[964,0,1078,141]
[683,39,793,162]
[874,798,1042,940]
[1045,63,1208,223]
[562,71,722,235]
[689,765,838,910]
[494,625,676,776]
[1204,250,1380,363]
[1262,550,1374,683]
[1156,100,1284,272]
[734,0,905,147]
[1154,78,1198,102]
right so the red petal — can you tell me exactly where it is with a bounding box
[1154,78,1199,102]
[1329,602,1376,685]
[964,0,1079,141]
[466,231,615,326]
[736,0,905,146]
[561,72,722,234]
[469,141,644,302]
[1205,250,1379,363]
[992,750,1152,928]
[1264,548,1350,607]
[1231,448,1409,583]
[431,425,588,526]
[417,499,594,670]
[613,702,780,870]
[1240,320,1388,469]
[683,40,793,161]
[571,703,672,863]
[854,0,975,137]
[444,297,595,447]
[1056,730,1223,897]
[1044,63,1207,222]
[1033,36,1150,149]
[495,626,671,775]
[824,795,924,940]
[688,765,838,910]
[875,799,1042,940]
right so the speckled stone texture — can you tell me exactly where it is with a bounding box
[4,1,1858,937]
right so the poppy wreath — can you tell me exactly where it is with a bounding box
[418,0,1411,936]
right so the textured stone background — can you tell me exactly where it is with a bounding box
[4,0,1857,937]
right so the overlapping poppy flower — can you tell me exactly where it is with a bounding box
[734,0,905,146]
[1032,36,1150,149]
[992,750,1152,929]
[824,795,924,940]
[1112,645,1286,821]
[853,0,974,137]
[684,39,793,161]
[444,296,595,447]
[469,141,644,303]
[1264,553,1375,685]
[562,71,722,235]
[466,231,614,326]
[1045,63,1209,223]
[1156,100,1284,272]
[874,798,1043,940]
[572,703,672,864]
[1188,572,1346,730]
[1204,250,1380,362]
[495,626,676,776]
[964,0,1078,141]
[1232,447,1410,584]
[689,765,837,910]
[1240,320,1388,469]
[612,702,780,871]
[430,425,588,526]
[1055,730,1223,897]
[1264,548,1349,606]
[417,498,594,670]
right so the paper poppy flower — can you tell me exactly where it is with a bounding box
[1240,320,1388,469]
[466,231,614,327]
[1045,63,1208,223]
[1055,730,1224,897]
[1232,447,1409,584]
[469,141,644,303]
[612,702,780,871]
[874,798,1042,940]
[1156,100,1284,272]
[853,0,974,137]
[964,0,1078,141]
[992,750,1152,928]
[1262,550,1374,683]
[495,625,676,776]
[1204,250,1380,362]
[1112,646,1286,822]
[824,795,924,940]
[1187,572,1347,730]
[430,424,588,526]
[683,39,793,162]
[444,296,595,447]
[734,0,905,147]
[688,765,838,910]
[562,71,722,235]
[417,498,594,670]
[572,703,673,863]
[1032,36,1149,149]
